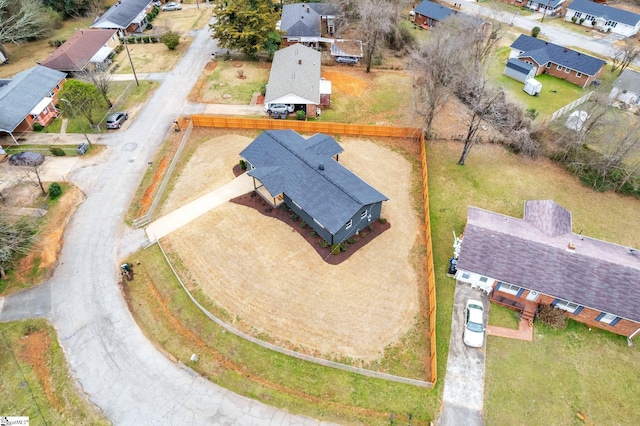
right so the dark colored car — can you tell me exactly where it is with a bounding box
[9,151,45,166]
[335,56,359,65]
[106,112,128,129]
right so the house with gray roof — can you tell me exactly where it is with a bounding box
[509,35,606,88]
[455,200,640,343]
[609,69,640,106]
[278,2,339,47]
[412,1,485,29]
[40,29,120,75]
[523,0,565,15]
[91,0,153,34]
[565,0,640,37]
[0,65,66,143]
[264,44,330,118]
[240,130,388,246]
[503,58,536,83]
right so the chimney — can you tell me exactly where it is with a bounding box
[298,59,302,65]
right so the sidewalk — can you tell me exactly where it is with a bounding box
[487,318,533,342]
[145,173,254,241]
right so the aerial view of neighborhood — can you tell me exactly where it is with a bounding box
[1,0,639,424]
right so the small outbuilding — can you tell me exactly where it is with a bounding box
[524,78,542,96]
[504,58,536,83]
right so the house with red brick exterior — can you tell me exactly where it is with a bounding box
[41,29,120,75]
[455,200,640,344]
[411,0,485,30]
[509,35,606,88]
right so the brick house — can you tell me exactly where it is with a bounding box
[40,29,120,75]
[0,65,66,143]
[565,0,640,37]
[240,130,388,245]
[455,200,640,344]
[412,0,484,29]
[509,35,606,88]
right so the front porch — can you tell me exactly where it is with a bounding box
[489,290,539,325]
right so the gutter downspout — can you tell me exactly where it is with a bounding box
[628,327,640,347]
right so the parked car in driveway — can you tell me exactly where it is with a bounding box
[335,56,359,65]
[162,2,182,11]
[265,103,294,114]
[463,299,485,348]
[106,112,128,129]
[9,151,45,167]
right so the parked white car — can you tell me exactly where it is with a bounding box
[463,299,485,348]
[162,2,182,11]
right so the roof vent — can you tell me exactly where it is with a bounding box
[298,59,302,65]
[567,243,576,252]
[319,163,324,170]
[307,7,310,12]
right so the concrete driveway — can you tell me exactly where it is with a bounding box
[437,281,489,426]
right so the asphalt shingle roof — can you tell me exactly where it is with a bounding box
[40,29,117,72]
[613,68,640,93]
[0,65,66,132]
[510,34,606,76]
[505,58,535,75]
[280,3,322,37]
[413,0,484,25]
[457,201,640,323]
[264,44,321,105]
[91,0,150,29]
[240,130,388,234]
[567,0,640,26]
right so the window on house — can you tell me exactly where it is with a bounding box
[557,65,564,70]
[345,220,352,229]
[564,67,571,74]
[554,299,581,314]
[497,282,522,296]
[576,72,583,78]
[461,272,470,279]
[598,313,618,324]
[574,12,582,19]
[546,62,551,68]
[361,210,367,219]
[479,277,488,283]
[48,91,55,97]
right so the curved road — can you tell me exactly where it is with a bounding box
[1,18,323,426]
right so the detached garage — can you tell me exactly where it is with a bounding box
[503,58,536,83]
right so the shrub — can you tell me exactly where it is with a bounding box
[369,224,374,231]
[531,26,541,38]
[579,18,585,24]
[296,110,306,120]
[162,31,180,50]
[49,182,63,199]
[310,231,317,238]
[592,20,597,26]
[379,217,387,224]
[526,108,538,120]
[290,213,299,221]
[146,24,153,31]
[239,159,247,170]
[571,16,577,23]
[320,240,329,248]
[50,147,66,156]
[537,305,567,329]
[300,221,307,228]
[331,244,341,255]
[340,242,348,252]
[347,237,358,244]
[32,123,44,131]
[361,231,367,238]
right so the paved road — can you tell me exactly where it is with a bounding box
[1,17,326,426]
[437,282,489,426]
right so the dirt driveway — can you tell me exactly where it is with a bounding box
[163,131,423,361]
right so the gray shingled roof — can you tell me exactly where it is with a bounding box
[413,0,484,26]
[567,0,640,26]
[264,44,321,105]
[41,29,117,72]
[280,3,322,37]
[240,130,388,234]
[505,58,535,75]
[91,0,150,29]
[0,65,66,132]
[613,68,640,93]
[511,34,606,76]
[457,201,640,323]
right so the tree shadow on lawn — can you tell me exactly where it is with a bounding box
[230,168,390,265]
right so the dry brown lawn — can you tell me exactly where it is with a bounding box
[163,133,423,361]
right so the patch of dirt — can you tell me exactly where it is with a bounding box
[165,135,422,361]
[16,328,63,411]
[12,186,85,286]
[322,69,369,97]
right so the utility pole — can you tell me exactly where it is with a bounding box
[541,0,553,23]
[123,36,140,87]
[60,98,93,147]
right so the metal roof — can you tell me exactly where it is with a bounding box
[0,65,66,133]
[457,201,640,323]
[511,34,606,76]
[265,44,321,105]
[505,58,535,74]
[240,130,388,234]
[567,0,640,26]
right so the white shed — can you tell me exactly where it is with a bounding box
[524,78,542,96]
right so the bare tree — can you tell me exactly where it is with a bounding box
[611,38,640,76]
[0,0,53,59]
[20,164,47,196]
[81,69,114,107]
[0,215,36,279]
[355,0,396,73]
[593,116,640,182]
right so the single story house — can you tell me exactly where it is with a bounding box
[411,0,485,29]
[565,0,640,37]
[509,34,606,88]
[609,68,640,106]
[503,58,536,83]
[91,0,154,34]
[329,39,363,61]
[40,29,120,75]
[522,0,565,15]
[278,2,339,47]
[0,65,66,143]
[455,200,640,344]
[240,130,388,246]
[264,43,330,118]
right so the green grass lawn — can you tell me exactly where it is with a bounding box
[0,320,109,424]
[488,304,520,329]
[488,47,587,120]
[426,139,640,425]
[202,61,269,104]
